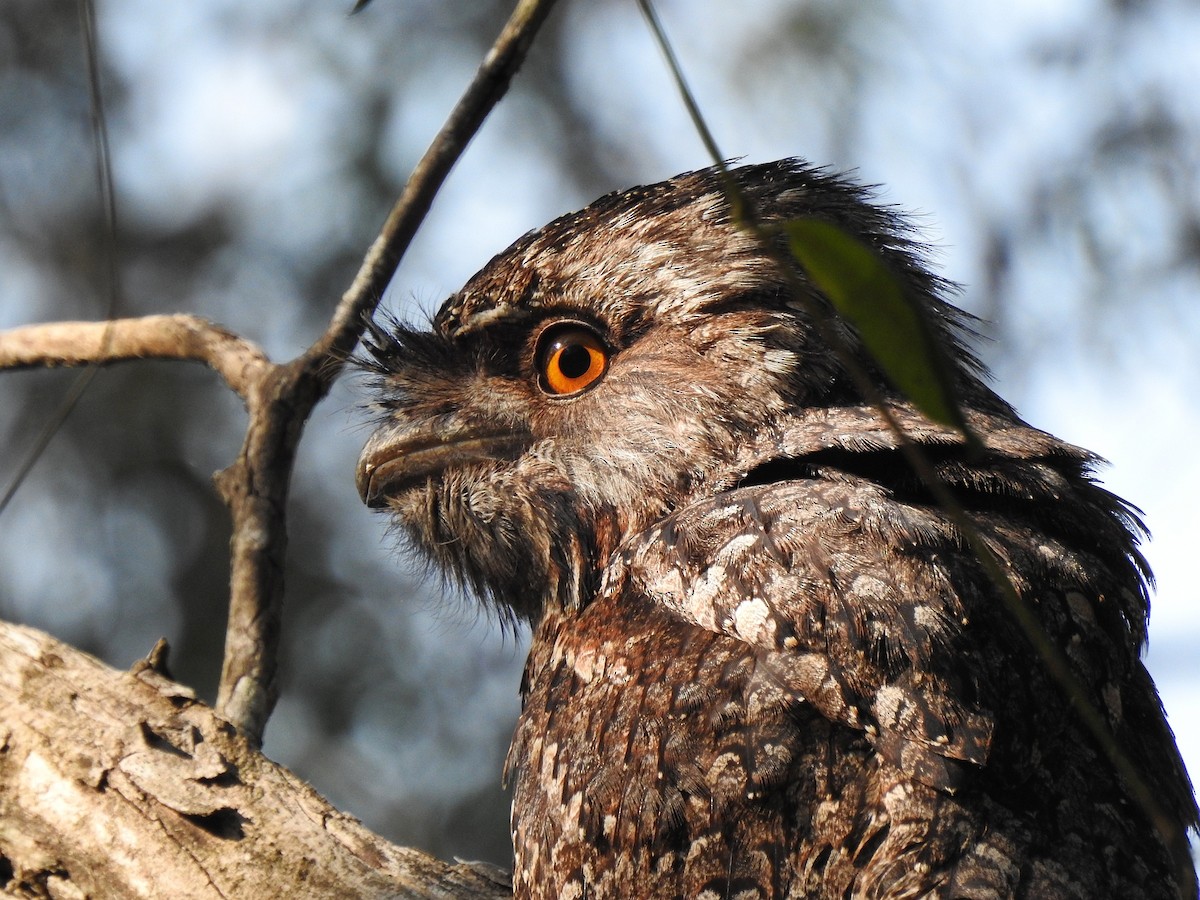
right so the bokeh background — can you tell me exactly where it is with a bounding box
[2,0,1198,869]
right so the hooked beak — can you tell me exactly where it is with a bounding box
[356,424,525,508]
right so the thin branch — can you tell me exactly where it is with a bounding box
[637,0,726,171]
[212,0,562,742]
[81,0,121,319]
[637,0,1194,888]
[0,0,559,746]
[0,316,271,400]
[313,0,560,369]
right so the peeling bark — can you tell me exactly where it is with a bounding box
[0,622,511,899]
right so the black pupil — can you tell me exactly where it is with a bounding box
[558,342,592,379]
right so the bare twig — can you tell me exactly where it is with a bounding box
[637,0,1194,888]
[212,0,561,741]
[0,316,271,400]
[81,0,120,319]
[0,0,559,746]
[314,0,559,366]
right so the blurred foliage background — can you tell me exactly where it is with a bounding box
[1,0,1198,868]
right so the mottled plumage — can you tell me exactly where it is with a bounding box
[357,160,1198,898]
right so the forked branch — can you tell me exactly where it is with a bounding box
[0,0,561,746]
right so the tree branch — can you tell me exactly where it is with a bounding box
[1,1,559,752]
[0,620,511,899]
[0,0,560,883]
[212,0,561,743]
[315,0,561,366]
[0,315,271,401]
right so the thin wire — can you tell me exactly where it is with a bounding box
[0,0,121,518]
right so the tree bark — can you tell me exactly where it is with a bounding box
[0,621,511,899]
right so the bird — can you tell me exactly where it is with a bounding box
[355,160,1198,899]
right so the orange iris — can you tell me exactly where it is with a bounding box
[537,324,609,396]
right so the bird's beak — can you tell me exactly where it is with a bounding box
[356,424,525,509]
[356,432,408,508]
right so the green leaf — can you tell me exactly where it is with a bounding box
[783,218,970,436]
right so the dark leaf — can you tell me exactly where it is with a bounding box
[784,218,970,437]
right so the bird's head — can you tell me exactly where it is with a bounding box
[357,160,991,622]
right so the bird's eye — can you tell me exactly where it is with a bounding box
[535,323,610,396]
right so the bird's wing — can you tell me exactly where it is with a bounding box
[611,476,996,792]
